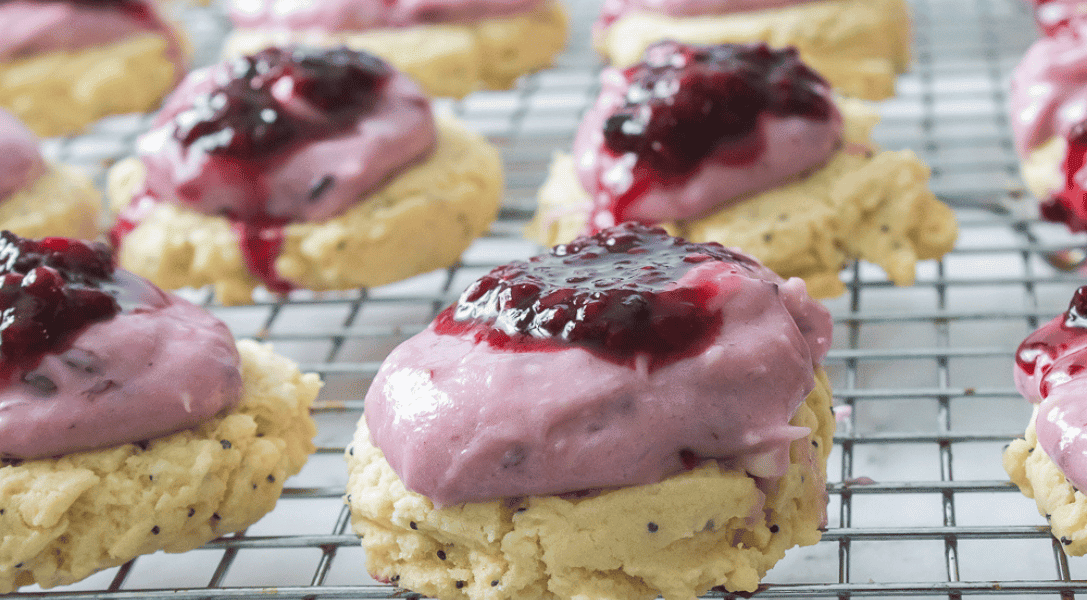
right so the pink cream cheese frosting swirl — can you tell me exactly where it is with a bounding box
[596,0,819,31]
[0,108,45,201]
[1014,286,1087,492]
[1010,20,1087,156]
[573,41,842,231]
[365,224,832,507]
[0,0,184,68]
[0,233,243,460]
[227,0,546,30]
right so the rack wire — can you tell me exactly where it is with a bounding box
[11,0,1087,597]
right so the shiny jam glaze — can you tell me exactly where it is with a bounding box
[112,46,422,296]
[434,223,758,369]
[580,41,838,229]
[1040,122,1087,232]
[1014,285,1087,493]
[0,231,162,382]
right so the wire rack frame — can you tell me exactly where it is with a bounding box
[12,0,1087,598]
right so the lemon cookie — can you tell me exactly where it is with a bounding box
[527,41,955,298]
[593,0,910,101]
[0,0,185,138]
[0,108,100,239]
[348,224,835,599]
[0,232,320,592]
[223,0,568,98]
[109,47,502,305]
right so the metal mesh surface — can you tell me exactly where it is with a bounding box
[12,0,1087,597]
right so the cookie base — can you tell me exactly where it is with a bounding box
[224,2,569,98]
[595,0,910,101]
[0,164,101,240]
[1004,405,1087,555]
[0,34,180,138]
[527,99,957,299]
[108,117,503,305]
[0,340,320,593]
[346,369,833,600]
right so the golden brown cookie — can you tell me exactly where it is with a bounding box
[527,99,956,298]
[108,117,504,306]
[0,34,181,138]
[223,1,569,98]
[0,340,321,593]
[0,164,101,240]
[345,369,833,600]
[595,0,910,101]
[1004,406,1087,556]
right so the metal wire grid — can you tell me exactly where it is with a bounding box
[11,0,1087,597]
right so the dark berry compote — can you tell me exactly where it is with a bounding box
[575,40,840,229]
[1040,120,1087,232]
[113,46,401,294]
[0,231,160,383]
[433,223,759,370]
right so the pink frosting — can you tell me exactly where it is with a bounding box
[0,1,184,68]
[1009,22,1087,155]
[573,66,843,226]
[227,0,545,30]
[0,271,243,460]
[0,108,45,201]
[137,66,436,225]
[595,0,820,32]
[365,260,832,507]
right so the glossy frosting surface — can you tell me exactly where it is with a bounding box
[1015,287,1087,491]
[0,109,45,201]
[0,0,182,65]
[228,0,545,29]
[0,270,243,460]
[595,0,819,31]
[1010,21,1087,155]
[573,45,842,228]
[365,247,832,506]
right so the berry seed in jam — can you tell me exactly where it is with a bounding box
[173,46,391,159]
[433,223,757,369]
[0,232,121,381]
[603,41,834,176]
[1041,120,1087,232]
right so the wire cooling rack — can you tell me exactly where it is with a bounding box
[14,0,1087,597]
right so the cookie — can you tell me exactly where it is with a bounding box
[0,165,102,240]
[109,116,503,306]
[0,340,321,593]
[223,1,569,98]
[594,0,910,101]
[346,368,832,600]
[528,98,956,299]
[0,0,185,139]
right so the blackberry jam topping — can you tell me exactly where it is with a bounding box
[173,46,391,159]
[602,41,834,176]
[1041,121,1087,232]
[1016,286,1087,386]
[433,223,758,368]
[0,232,122,379]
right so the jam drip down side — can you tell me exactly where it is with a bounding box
[434,223,759,370]
[114,46,434,296]
[1040,121,1087,232]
